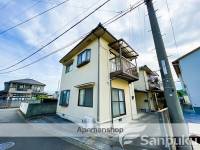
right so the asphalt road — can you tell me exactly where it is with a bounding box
[0,108,82,150]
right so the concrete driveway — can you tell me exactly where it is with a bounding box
[0,108,82,150]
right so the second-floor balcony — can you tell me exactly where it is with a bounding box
[9,87,32,93]
[110,56,139,82]
[108,39,139,83]
[148,76,161,90]
[148,82,161,90]
[17,88,28,91]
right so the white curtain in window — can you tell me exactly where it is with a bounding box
[79,89,85,105]
[81,51,86,62]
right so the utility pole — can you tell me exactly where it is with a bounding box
[145,0,192,149]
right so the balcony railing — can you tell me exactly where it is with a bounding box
[17,88,28,91]
[110,56,138,82]
[148,76,161,90]
[148,82,161,90]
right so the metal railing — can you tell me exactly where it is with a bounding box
[148,75,161,90]
[148,82,161,90]
[110,56,138,77]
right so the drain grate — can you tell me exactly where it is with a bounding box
[0,142,15,150]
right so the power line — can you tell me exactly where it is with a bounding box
[46,0,102,37]
[143,5,146,51]
[128,0,131,43]
[0,0,102,72]
[0,0,13,9]
[0,0,69,35]
[0,0,145,74]
[104,0,144,26]
[12,0,43,18]
[164,0,178,49]
[0,0,42,28]
[0,0,61,29]
[0,35,86,74]
[0,0,112,72]
[66,4,122,14]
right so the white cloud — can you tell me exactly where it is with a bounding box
[0,0,199,92]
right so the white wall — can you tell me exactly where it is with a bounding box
[20,102,29,114]
[98,38,112,123]
[179,48,200,108]
[57,39,99,123]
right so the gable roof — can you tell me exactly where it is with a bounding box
[60,23,138,64]
[6,79,45,86]
[139,65,158,76]
[172,46,200,75]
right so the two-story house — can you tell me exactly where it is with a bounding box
[0,79,46,100]
[172,46,200,113]
[57,24,139,126]
[134,65,166,112]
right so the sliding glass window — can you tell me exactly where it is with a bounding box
[111,88,126,118]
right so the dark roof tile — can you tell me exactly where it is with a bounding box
[7,79,45,86]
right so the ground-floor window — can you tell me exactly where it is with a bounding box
[59,90,70,106]
[112,88,126,118]
[78,87,93,107]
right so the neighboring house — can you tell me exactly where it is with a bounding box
[53,91,59,99]
[172,46,200,112]
[57,24,139,126]
[0,79,46,100]
[134,65,166,112]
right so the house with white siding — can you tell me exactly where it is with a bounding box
[0,79,45,100]
[57,24,139,126]
[172,46,200,113]
[134,65,166,112]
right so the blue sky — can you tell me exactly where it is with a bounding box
[0,0,199,93]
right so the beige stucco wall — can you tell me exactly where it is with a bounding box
[57,39,98,123]
[134,69,159,112]
[112,79,137,122]
[99,38,137,124]
[148,93,156,111]
[135,91,156,111]
[135,92,149,110]
[134,70,149,91]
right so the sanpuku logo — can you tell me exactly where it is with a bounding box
[118,124,147,149]
[118,123,176,150]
